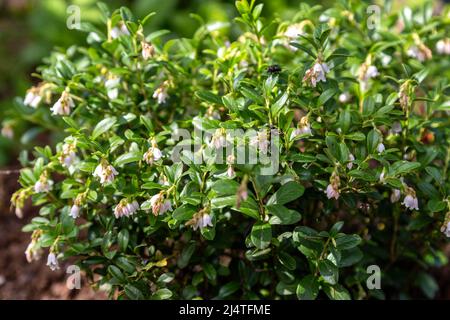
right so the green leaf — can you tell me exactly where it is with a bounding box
[108,265,126,283]
[217,281,240,298]
[276,281,297,296]
[296,275,320,300]
[415,272,438,299]
[251,222,272,249]
[334,234,361,250]
[157,273,175,284]
[289,42,316,58]
[338,248,363,267]
[177,242,196,269]
[240,85,264,104]
[92,117,117,140]
[267,181,304,205]
[345,132,365,141]
[97,2,111,21]
[317,88,336,106]
[139,115,153,132]
[124,284,144,300]
[203,263,217,281]
[211,195,236,209]
[211,179,239,196]
[114,151,142,166]
[115,256,136,274]
[278,252,296,270]
[120,6,135,23]
[195,90,223,105]
[329,222,344,236]
[118,229,129,252]
[362,96,375,116]
[366,129,381,154]
[271,91,289,118]
[323,284,351,300]
[140,12,156,26]
[390,161,421,176]
[319,260,339,285]
[268,205,301,225]
[152,288,172,300]
[172,205,195,221]
[427,199,446,212]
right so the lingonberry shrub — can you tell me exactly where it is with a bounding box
[11,0,450,299]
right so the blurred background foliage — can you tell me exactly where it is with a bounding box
[0,0,435,166]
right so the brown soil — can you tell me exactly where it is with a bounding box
[0,166,106,300]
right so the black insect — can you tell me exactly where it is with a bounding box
[266,64,282,74]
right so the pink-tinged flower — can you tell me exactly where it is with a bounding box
[407,45,432,62]
[158,175,170,186]
[60,141,77,168]
[46,252,59,271]
[105,76,121,100]
[210,129,227,149]
[51,91,74,116]
[110,22,130,39]
[25,240,43,263]
[303,62,330,87]
[436,39,450,55]
[149,193,172,216]
[114,200,139,218]
[143,143,163,165]
[339,92,350,103]
[390,189,401,203]
[250,130,270,153]
[69,205,80,219]
[236,181,249,209]
[325,172,340,200]
[1,123,13,139]
[141,41,155,60]
[402,194,419,210]
[186,209,213,231]
[226,154,235,177]
[284,23,305,39]
[15,207,23,219]
[358,62,379,91]
[377,142,385,154]
[441,221,450,238]
[227,166,235,178]
[206,107,221,120]
[24,87,42,108]
[401,187,419,210]
[153,81,170,104]
[93,161,118,184]
[326,184,340,200]
[366,65,379,79]
[380,53,392,67]
[291,116,312,140]
[34,175,53,193]
[347,154,355,170]
[194,213,213,230]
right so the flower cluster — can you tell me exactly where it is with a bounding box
[93,161,118,184]
[149,192,172,216]
[114,199,140,219]
[303,61,330,87]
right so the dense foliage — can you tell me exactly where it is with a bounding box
[11,0,450,299]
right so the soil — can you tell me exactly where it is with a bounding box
[0,166,106,300]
